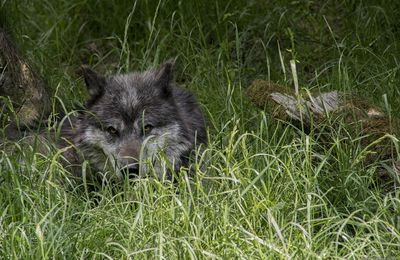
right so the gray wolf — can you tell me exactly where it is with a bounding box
[60,60,207,182]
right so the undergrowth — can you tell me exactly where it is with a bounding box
[1,0,400,258]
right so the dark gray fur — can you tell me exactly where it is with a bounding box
[60,61,207,181]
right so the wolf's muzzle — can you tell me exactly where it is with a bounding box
[123,165,139,178]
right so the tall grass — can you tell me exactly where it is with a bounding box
[1,0,400,258]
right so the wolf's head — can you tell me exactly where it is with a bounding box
[74,61,199,180]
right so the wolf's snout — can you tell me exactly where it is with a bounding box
[128,166,139,176]
[120,140,141,160]
[123,165,139,178]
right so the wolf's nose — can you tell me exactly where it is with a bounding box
[126,166,139,178]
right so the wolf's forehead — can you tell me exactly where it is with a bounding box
[112,74,141,106]
[106,73,156,123]
[111,72,156,104]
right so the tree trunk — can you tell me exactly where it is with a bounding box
[0,27,50,129]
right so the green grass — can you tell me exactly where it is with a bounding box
[2,0,400,258]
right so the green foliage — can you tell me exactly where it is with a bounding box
[1,0,400,258]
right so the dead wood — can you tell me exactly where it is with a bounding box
[246,79,400,183]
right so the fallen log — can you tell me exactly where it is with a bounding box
[246,79,400,182]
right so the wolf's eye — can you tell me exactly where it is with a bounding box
[143,124,153,134]
[106,126,119,136]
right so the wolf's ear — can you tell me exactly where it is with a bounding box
[154,59,175,96]
[80,65,106,97]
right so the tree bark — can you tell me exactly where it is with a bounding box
[0,27,50,129]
